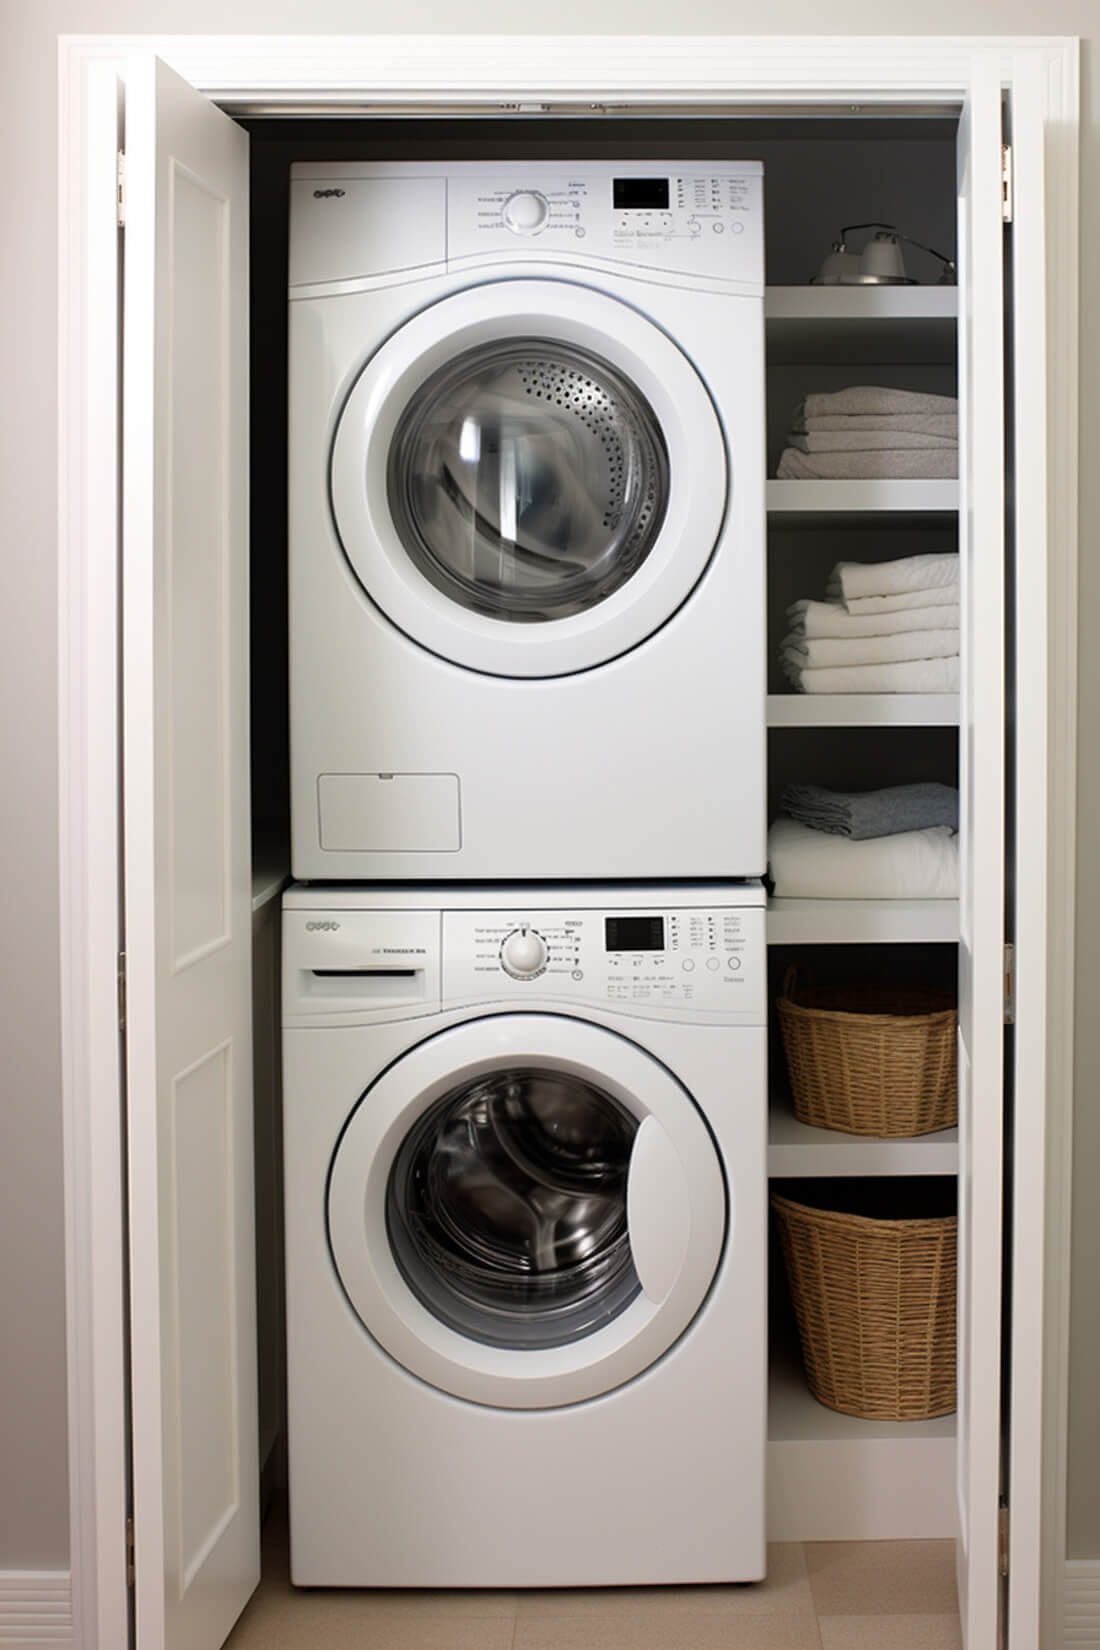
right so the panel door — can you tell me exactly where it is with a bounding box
[955,57,1007,1650]
[121,54,258,1650]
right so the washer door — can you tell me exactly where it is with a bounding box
[327,1015,727,1408]
[330,280,727,678]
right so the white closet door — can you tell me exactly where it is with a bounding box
[121,55,258,1650]
[955,59,1007,1650]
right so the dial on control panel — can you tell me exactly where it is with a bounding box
[500,926,549,979]
[502,191,550,235]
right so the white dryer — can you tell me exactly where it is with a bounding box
[282,882,767,1587]
[288,161,765,880]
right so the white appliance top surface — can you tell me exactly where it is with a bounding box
[282,881,767,911]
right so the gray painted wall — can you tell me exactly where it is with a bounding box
[1,0,1095,1573]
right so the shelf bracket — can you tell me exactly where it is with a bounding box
[1003,943,1016,1025]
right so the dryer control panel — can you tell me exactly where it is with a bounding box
[443,904,765,1022]
[446,166,763,285]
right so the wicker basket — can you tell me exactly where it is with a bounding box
[777,966,957,1137]
[773,1183,957,1421]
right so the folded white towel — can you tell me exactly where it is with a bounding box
[827,552,959,603]
[789,430,957,453]
[786,656,961,694]
[833,586,959,616]
[781,628,960,670]
[777,447,958,480]
[793,412,958,438]
[797,387,959,420]
[768,816,959,899]
[786,599,961,639]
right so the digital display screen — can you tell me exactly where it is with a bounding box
[605,916,665,952]
[613,178,670,211]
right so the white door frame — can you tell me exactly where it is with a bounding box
[57,32,1079,1650]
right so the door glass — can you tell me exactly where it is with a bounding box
[386,1067,641,1349]
[386,340,669,623]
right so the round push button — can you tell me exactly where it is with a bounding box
[728,955,742,970]
[706,957,721,972]
[681,959,695,973]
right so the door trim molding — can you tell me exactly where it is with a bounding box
[56,34,1080,1650]
[56,48,131,1650]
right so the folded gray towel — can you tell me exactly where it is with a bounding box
[797,387,959,419]
[793,412,958,437]
[776,446,958,480]
[790,430,957,453]
[781,781,960,840]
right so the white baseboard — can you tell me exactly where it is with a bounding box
[0,1573,72,1646]
[1066,1561,1100,1645]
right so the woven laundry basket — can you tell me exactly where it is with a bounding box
[772,1182,957,1421]
[777,966,957,1137]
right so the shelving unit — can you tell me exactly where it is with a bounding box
[763,273,961,1542]
[766,693,959,728]
[768,1094,958,1178]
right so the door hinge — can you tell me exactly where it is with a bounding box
[999,1501,1010,1578]
[117,950,127,1031]
[126,1515,135,1587]
[1002,143,1013,223]
[116,149,126,228]
[1004,942,1016,1025]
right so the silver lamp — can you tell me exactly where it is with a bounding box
[814,222,956,286]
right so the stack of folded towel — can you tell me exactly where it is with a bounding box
[782,550,959,694]
[776,387,958,480]
[768,782,960,899]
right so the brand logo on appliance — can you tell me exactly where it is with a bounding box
[305,921,341,931]
[313,188,346,199]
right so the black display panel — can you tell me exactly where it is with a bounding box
[613,178,670,211]
[605,916,665,952]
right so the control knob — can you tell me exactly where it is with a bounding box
[502,191,550,235]
[500,926,549,979]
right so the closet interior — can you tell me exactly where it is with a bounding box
[246,109,963,1551]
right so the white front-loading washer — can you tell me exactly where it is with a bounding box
[288,161,765,881]
[282,882,766,1587]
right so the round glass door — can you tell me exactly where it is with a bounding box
[386,340,669,623]
[329,280,728,679]
[386,1065,641,1349]
[326,1015,728,1409]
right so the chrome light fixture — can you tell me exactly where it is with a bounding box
[814,222,957,286]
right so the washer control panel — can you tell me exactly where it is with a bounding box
[444,905,765,1019]
[446,166,763,284]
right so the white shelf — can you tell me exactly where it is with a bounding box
[765,285,957,365]
[767,1343,956,1539]
[767,897,959,945]
[252,847,290,915]
[768,1094,958,1178]
[767,479,959,519]
[767,693,959,728]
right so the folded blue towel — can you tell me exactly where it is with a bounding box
[781,782,959,841]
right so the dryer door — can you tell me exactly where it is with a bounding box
[329,279,728,678]
[327,1014,727,1408]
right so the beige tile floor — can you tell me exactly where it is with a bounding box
[224,1502,961,1650]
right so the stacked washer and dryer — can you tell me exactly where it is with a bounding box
[282,160,768,1587]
